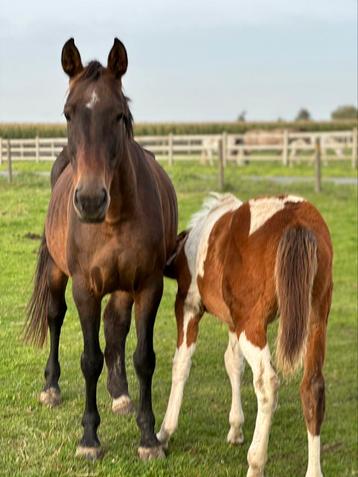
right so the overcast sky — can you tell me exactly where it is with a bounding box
[0,0,356,122]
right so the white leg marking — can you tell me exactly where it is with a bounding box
[225,331,245,444]
[305,432,323,477]
[239,332,279,477]
[112,394,134,415]
[157,341,196,446]
[157,304,199,446]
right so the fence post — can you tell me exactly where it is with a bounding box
[352,128,358,169]
[222,131,227,167]
[282,129,289,166]
[168,132,173,166]
[0,137,2,165]
[314,137,321,193]
[218,138,225,190]
[7,139,13,184]
[35,136,40,162]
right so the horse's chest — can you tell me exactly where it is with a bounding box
[71,238,141,295]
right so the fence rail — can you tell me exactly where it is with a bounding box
[0,129,357,168]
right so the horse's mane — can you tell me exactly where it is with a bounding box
[188,192,241,230]
[72,61,134,137]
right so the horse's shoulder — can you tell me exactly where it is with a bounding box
[51,146,70,189]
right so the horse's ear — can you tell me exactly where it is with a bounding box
[61,38,83,78]
[107,38,128,78]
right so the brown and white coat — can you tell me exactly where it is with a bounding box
[158,193,333,477]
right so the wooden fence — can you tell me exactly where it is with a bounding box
[0,129,357,168]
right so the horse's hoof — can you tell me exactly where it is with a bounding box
[39,387,61,407]
[156,431,169,450]
[112,395,134,415]
[75,445,103,460]
[247,468,264,477]
[138,445,165,461]
[227,427,244,445]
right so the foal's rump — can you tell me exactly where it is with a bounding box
[221,196,332,371]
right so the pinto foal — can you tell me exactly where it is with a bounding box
[157,193,332,477]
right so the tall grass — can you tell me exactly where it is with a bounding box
[0,120,356,139]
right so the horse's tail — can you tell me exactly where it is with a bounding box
[23,233,51,347]
[275,225,318,375]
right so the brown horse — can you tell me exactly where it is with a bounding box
[157,193,332,477]
[24,38,177,460]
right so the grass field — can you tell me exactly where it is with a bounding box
[0,160,357,477]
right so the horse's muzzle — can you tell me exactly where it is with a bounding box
[74,187,109,223]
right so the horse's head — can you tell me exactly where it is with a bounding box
[62,38,132,223]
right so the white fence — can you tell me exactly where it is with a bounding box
[0,129,357,167]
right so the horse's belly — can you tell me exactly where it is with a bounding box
[45,167,72,276]
[198,274,234,328]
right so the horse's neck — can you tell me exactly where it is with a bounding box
[106,143,138,223]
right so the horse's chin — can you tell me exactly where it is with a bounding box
[79,215,106,224]
[74,207,106,224]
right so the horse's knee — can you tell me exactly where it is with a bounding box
[300,373,325,435]
[81,350,104,381]
[133,347,156,379]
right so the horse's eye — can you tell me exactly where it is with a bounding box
[64,111,71,122]
[116,113,124,122]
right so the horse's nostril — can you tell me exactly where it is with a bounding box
[100,189,107,206]
[74,189,81,208]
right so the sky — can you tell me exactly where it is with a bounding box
[0,0,356,123]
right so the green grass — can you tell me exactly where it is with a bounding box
[0,161,357,477]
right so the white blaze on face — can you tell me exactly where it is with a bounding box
[249,195,304,235]
[86,89,99,109]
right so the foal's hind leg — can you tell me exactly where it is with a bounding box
[225,331,245,444]
[104,291,134,415]
[300,307,329,477]
[157,295,203,448]
[239,330,279,477]
[40,262,68,407]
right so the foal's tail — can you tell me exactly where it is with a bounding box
[275,225,318,375]
[23,233,51,347]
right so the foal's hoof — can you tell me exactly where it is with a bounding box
[138,445,165,461]
[75,445,103,460]
[112,395,134,415]
[227,427,244,445]
[39,387,61,407]
[156,430,169,450]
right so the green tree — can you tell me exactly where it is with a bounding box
[295,108,311,121]
[237,110,247,121]
[331,105,357,120]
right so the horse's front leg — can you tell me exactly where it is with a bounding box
[72,280,104,460]
[104,291,134,415]
[133,275,165,460]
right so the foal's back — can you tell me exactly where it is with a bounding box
[195,194,332,333]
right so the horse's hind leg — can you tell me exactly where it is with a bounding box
[300,293,330,477]
[239,328,279,477]
[40,262,68,407]
[157,295,203,448]
[104,291,134,415]
[225,331,245,444]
